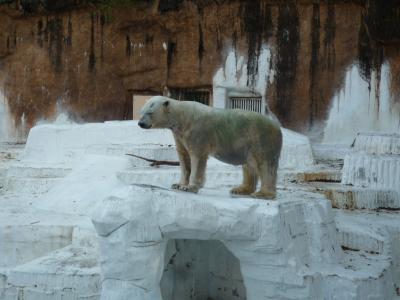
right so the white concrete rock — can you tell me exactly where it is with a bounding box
[3,121,399,300]
[117,163,240,189]
[280,129,315,169]
[4,245,100,300]
[21,121,174,164]
[35,155,130,216]
[342,153,400,192]
[0,223,72,269]
[20,121,314,170]
[4,121,315,195]
[92,186,396,300]
[325,186,400,210]
[342,131,400,194]
[353,132,400,155]
[335,209,400,294]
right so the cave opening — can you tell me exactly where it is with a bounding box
[161,239,246,300]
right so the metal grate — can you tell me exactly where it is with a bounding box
[169,88,210,105]
[228,97,262,113]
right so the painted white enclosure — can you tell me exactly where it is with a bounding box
[0,121,399,300]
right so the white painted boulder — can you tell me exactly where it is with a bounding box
[92,186,395,300]
[353,132,400,155]
[21,121,313,170]
[21,121,175,164]
[342,133,400,193]
[6,121,314,195]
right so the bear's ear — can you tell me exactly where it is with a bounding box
[163,100,170,112]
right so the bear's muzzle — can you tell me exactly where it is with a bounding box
[138,120,151,129]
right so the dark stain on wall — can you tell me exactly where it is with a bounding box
[309,3,320,128]
[66,14,73,47]
[275,3,300,124]
[198,22,205,68]
[358,0,386,116]
[198,22,204,67]
[47,17,64,73]
[100,14,105,62]
[89,12,96,72]
[126,35,131,57]
[167,40,177,77]
[37,19,44,47]
[323,0,336,70]
[241,0,273,87]
[358,0,400,85]
[1,0,400,137]
[158,0,184,14]
[20,0,40,13]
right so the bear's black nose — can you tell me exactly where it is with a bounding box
[138,121,151,129]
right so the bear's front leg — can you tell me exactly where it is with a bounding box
[171,137,191,191]
[183,153,207,193]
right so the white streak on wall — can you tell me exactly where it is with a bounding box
[323,64,400,144]
[0,90,20,143]
[212,47,271,111]
[0,89,29,143]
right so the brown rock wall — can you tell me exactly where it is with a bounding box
[0,0,399,137]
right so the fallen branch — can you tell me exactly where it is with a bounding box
[125,153,180,167]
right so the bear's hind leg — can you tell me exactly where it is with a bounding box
[230,164,258,195]
[251,162,278,200]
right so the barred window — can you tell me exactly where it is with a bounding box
[228,97,262,113]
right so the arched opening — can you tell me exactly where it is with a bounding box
[161,239,246,300]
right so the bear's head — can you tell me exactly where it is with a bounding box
[138,96,172,129]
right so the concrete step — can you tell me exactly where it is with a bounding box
[324,186,400,210]
[3,245,100,300]
[334,209,400,295]
[4,163,72,194]
[117,165,242,189]
[5,177,62,194]
[353,132,400,155]
[0,210,94,269]
[0,223,73,269]
[314,249,395,299]
[6,164,71,178]
[342,153,400,192]
[311,143,352,162]
[295,182,400,210]
[283,169,342,184]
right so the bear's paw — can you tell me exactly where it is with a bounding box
[250,190,276,200]
[171,183,199,194]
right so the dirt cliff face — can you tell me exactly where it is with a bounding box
[0,0,399,137]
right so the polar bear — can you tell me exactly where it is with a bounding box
[138,96,282,199]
